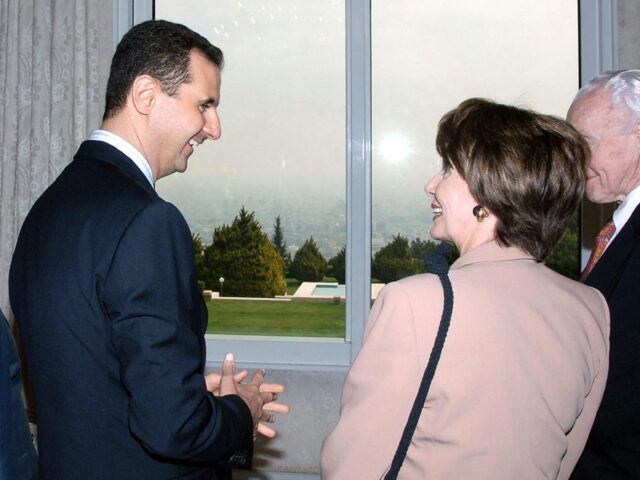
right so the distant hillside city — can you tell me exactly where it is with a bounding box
[161,189,431,259]
[159,182,579,283]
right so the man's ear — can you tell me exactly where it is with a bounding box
[130,75,158,115]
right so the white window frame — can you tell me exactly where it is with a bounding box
[115,0,616,370]
[117,0,370,369]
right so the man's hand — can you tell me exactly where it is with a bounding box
[216,353,290,438]
[205,370,247,394]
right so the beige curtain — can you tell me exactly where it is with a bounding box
[0,0,113,318]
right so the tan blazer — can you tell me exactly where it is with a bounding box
[321,242,610,479]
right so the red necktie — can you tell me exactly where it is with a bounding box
[581,221,615,281]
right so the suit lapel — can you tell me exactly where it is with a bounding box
[586,203,640,297]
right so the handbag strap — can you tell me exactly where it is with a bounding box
[384,243,454,480]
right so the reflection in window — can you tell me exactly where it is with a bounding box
[154,0,582,339]
[371,0,580,280]
[155,0,347,337]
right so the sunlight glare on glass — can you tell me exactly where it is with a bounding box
[378,133,411,163]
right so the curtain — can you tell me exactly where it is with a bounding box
[0,0,113,319]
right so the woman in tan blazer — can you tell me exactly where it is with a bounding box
[321,99,610,479]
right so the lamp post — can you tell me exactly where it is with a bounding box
[219,277,224,297]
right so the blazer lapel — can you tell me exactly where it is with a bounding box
[74,140,156,195]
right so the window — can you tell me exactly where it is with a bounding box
[371,0,580,284]
[154,0,355,367]
[131,0,584,368]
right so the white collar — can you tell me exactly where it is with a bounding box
[610,183,640,244]
[88,130,154,187]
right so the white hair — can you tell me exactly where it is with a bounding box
[574,70,640,130]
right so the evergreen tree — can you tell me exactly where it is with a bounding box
[289,237,328,282]
[203,207,286,297]
[544,213,579,279]
[192,233,207,291]
[408,237,459,270]
[271,215,290,271]
[372,234,421,283]
[545,228,580,279]
[328,246,346,284]
[410,238,438,269]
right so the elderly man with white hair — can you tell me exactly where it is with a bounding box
[567,69,640,478]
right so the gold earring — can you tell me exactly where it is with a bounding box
[473,205,488,222]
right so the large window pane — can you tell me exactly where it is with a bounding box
[371,0,580,281]
[155,0,346,338]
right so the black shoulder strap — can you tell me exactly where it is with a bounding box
[385,243,454,480]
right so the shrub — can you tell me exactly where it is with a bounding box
[289,237,328,282]
[545,227,579,280]
[203,207,286,297]
[328,246,346,284]
[372,234,421,283]
[192,234,207,287]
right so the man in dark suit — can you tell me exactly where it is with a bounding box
[568,69,640,478]
[1,310,37,479]
[9,20,286,480]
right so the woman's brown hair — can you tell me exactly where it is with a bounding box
[436,98,589,261]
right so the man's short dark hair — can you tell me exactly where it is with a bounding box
[103,20,224,120]
[436,98,589,261]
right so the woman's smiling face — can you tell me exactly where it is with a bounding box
[425,166,495,255]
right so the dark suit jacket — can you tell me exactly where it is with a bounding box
[572,203,640,478]
[9,141,253,480]
[0,310,38,479]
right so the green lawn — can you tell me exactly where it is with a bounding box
[205,299,345,337]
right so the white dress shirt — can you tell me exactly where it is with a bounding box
[608,184,640,249]
[88,130,154,186]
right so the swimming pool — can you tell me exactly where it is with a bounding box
[311,284,346,297]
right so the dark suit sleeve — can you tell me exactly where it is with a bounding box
[102,201,253,464]
[574,220,640,478]
[0,314,38,479]
[0,316,14,477]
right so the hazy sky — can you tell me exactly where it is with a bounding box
[157,0,345,194]
[155,0,579,252]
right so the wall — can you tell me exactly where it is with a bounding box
[618,0,640,68]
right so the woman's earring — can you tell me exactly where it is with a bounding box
[473,205,488,222]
